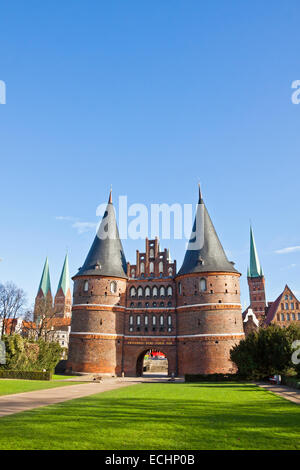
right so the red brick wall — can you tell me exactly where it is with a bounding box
[177,337,239,375]
[67,254,244,375]
[248,276,266,324]
[68,335,123,375]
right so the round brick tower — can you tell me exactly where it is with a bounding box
[67,190,127,375]
[176,186,244,375]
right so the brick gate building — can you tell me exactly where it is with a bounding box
[67,188,244,376]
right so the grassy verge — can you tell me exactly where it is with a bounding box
[0,379,83,396]
[0,382,299,450]
[52,374,77,380]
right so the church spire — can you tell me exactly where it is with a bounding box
[54,253,72,318]
[34,257,53,322]
[56,253,70,295]
[178,187,238,275]
[76,190,127,278]
[248,225,263,278]
[198,182,203,204]
[37,257,51,297]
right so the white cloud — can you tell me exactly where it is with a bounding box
[55,216,77,221]
[56,216,97,234]
[72,222,97,234]
[280,264,297,271]
[275,246,300,254]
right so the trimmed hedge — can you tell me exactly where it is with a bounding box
[0,370,52,381]
[281,376,300,390]
[185,373,243,383]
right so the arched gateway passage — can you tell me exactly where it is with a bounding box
[136,349,169,377]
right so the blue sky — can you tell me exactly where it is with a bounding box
[1,1,300,309]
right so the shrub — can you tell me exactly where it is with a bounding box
[281,376,300,389]
[230,324,300,380]
[35,339,62,372]
[0,335,63,372]
[0,370,52,380]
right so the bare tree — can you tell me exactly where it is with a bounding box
[23,298,58,341]
[0,282,27,336]
[22,308,37,340]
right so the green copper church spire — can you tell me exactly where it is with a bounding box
[56,253,70,296]
[38,257,51,296]
[248,225,263,278]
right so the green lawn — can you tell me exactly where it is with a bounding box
[0,382,299,450]
[52,374,77,380]
[0,379,83,396]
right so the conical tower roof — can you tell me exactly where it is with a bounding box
[38,257,51,296]
[76,190,127,278]
[57,253,70,295]
[178,187,238,276]
[248,225,263,278]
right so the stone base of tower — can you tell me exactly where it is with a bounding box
[177,336,241,375]
[66,335,123,376]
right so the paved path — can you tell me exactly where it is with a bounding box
[0,378,139,418]
[257,382,300,405]
[0,375,183,418]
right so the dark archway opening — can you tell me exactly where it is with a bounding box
[136,349,168,377]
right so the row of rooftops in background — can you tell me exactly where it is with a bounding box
[0,317,71,348]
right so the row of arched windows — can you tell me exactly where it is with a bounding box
[141,261,164,274]
[278,313,300,322]
[130,301,172,308]
[129,314,172,332]
[130,285,173,298]
[131,264,173,278]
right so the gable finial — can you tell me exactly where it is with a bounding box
[108,185,112,204]
[198,182,203,203]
